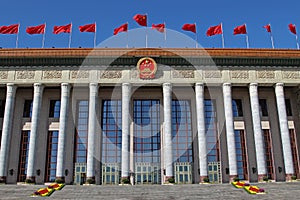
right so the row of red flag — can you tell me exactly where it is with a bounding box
[0,19,298,36]
[0,23,96,34]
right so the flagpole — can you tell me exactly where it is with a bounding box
[68,23,72,48]
[270,32,275,49]
[245,24,249,48]
[296,34,299,49]
[164,22,167,48]
[16,23,20,48]
[195,23,198,48]
[93,22,97,48]
[126,22,129,48]
[42,23,46,48]
[221,23,225,48]
[145,13,148,48]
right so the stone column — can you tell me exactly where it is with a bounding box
[56,83,71,182]
[121,83,131,181]
[249,83,267,181]
[26,83,44,182]
[223,83,237,181]
[86,83,99,183]
[275,83,294,180]
[163,83,173,182]
[195,83,208,182]
[0,83,17,183]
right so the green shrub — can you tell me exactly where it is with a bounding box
[233,177,240,182]
[291,175,297,180]
[25,179,34,184]
[168,178,175,183]
[263,176,269,182]
[55,178,64,184]
[121,178,130,184]
[203,177,210,183]
[86,178,95,184]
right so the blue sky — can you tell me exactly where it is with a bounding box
[0,0,299,49]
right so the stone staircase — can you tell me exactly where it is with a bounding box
[0,182,299,199]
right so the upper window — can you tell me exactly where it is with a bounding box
[259,99,268,117]
[49,100,61,118]
[23,100,33,118]
[0,100,5,118]
[285,99,293,116]
[232,99,243,117]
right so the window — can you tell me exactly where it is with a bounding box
[49,100,61,118]
[74,101,88,163]
[18,131,30,182]
[235,130,248,180]
[23,100,33,118]
[289,129,299,178]
[285,99,293,116]
[0,100,5,118]
[205,100,219,163]
[259,99,268,117]
[172,100,193,163]
[102,100,122,164]
[45,131,59,182]
[232,99,243,117]
[134,100,160,163]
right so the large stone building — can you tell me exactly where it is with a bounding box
[0,48,299,185]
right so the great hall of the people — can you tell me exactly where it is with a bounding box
[0,48,299,185]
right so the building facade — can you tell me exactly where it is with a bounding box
[0,48,299,185]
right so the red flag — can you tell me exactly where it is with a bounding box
[152,23,165,33]
[206,24,222,36]
[263,24,271,33]
[0,24,19,34]
[79,23,96,33]
[182,23,196,33]
[53,24,72,34]
[114,23,128,35]
[133,14,147,26]
[233,24,247,35]
[289,24,297,35]
[26,24,45,34]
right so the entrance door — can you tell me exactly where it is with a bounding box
[102,163,121,185]
[174,162,193,184]
[133,100,161,184]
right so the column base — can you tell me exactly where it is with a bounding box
[258,174,267,182]
[199,176,209,183]
[86,176,95,184]
[229,175,238,182]
[286,173,294,181]
[55,176,65,183]
[25,176,36,184]
[165,176,175,184]
[0,176,6,183]
[121,176,131,184]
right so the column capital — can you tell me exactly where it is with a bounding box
[223,82,232,87]
[122,82,131,87]
[6,83,17,96]
[163,82,172,88]
[275,82,284,87]
[33,83,44,94]
[61,83,71,97]
[249,82,258,87]
[195,83,204,87]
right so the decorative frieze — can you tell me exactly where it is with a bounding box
[99,70,122,79]
[172,70,194,78]
[230,71,249,79]
[282,71,300,79]
[0,71,8,79]
[70,70,89,79]
[16,70,35,80]
[203,70,222,78]
[43,70,62,79]
[257,71,275,79]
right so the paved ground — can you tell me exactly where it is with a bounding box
[0,182,299,199]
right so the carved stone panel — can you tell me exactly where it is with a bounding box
[230,71,249,79]
[71,70,89,79]
[257,71,275,79]
[43,70,62,79]
[203,70,222,78]
[99,71,122,79]
[0,71,8,79]
[172,70,194,78]
[16,70,35,79]
[282,71,300,79]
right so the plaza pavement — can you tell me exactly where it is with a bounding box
[0,182,299,199]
